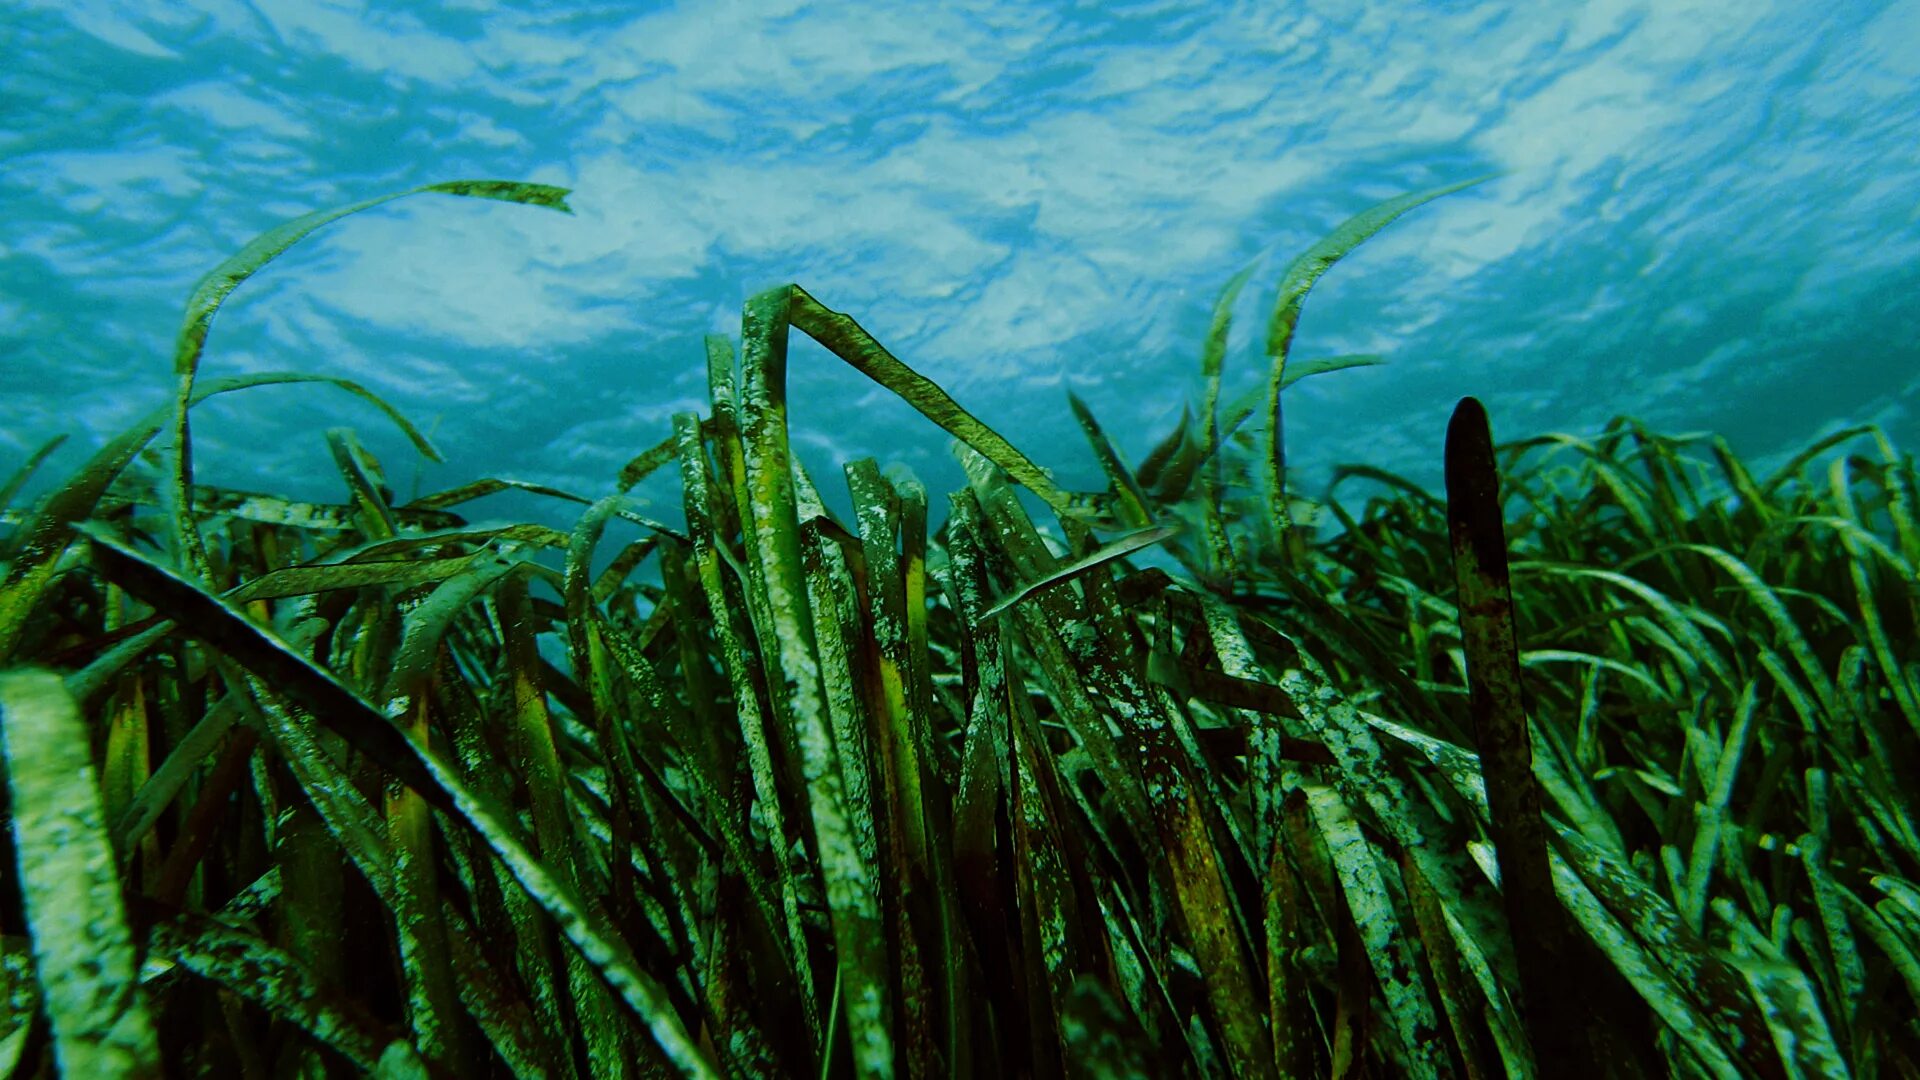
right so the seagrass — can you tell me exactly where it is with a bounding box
[0,176,1914,1079]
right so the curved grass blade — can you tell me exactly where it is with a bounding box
[0,435,66,512]
[1284,352,1388,387]
[0,670,162,1079]
[982,523,1181,620]
[1259,174,1496,558]
[167,180,571,581]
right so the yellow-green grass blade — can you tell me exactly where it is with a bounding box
[994,585,1272,1071]
[328,427,402,542]
[0,937,34,1060]
[109,680,247,856]
[0,435,66,512]
[0,371,434,664]
[1758,424,1878,499]
[1261,812,1318,1079]
[493,572,620,1079]
[560,494,655,959]
[1444,395,1588,1066]
[1259,174,1496,558]
[381,551,522,1074]
[673,411,824,1051]
[738,285,895,1078]
[0,669,163,1078]
[846,458,954,1074]
[165,180,569,581]
[76,525,717,1075]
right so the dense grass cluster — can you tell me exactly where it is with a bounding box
[1,178,1915,1079]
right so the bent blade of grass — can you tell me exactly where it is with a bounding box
[167,180,568,580]
[786,284,1074,518]
[1655,542,1840,722]
[404,476,596,513]
[740,286,894,1078]
[79,525,452,810]
[0,670,163,1079]
[1758,424,1877,499]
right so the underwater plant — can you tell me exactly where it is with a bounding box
[0,173,1915,1080]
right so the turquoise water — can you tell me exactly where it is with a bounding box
[3,2,1915,528]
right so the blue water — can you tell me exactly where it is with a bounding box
[4,2,1916,532]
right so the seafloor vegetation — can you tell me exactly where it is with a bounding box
[1,177,1916,1080]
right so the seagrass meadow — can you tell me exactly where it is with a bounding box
[1,176,1917,1080]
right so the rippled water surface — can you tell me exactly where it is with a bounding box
[5,1,1915,524]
